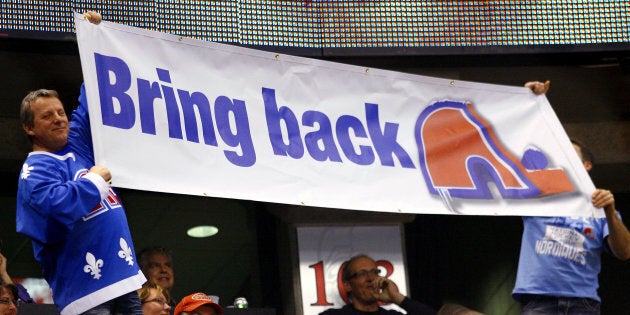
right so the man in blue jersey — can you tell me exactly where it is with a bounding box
[16,12,146,314]
[16,83,146,315]
[513,81,630,314]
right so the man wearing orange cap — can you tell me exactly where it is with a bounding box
[174,293,223,315]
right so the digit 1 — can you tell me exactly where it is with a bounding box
[309,261,333,306]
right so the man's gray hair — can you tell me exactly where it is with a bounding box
[341,254,373,282]
[20,89,59,128]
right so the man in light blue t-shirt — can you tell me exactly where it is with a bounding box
[513,84,630,315]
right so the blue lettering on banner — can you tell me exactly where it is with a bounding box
[263,87,415,168]
[94,53,256,167]
[365,103,415,168]
[336,114,374,165]
[94,53,414,169]
[303,110,343,163]
[95,53,135,129]
[263,87,305,159]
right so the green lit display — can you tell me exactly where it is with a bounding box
[1,1,628,51]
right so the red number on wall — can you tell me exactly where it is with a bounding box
[309,261,334,306]
[337,262,350,304]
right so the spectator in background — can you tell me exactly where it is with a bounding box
[0,252,33,305]
[0,283,19,315]
[320,254,436,315]
[174,293,222,315]
[138,282,172,315]
[139,246,176,307]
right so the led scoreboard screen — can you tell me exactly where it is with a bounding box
[1,1,628,56]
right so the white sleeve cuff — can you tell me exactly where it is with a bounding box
[83,172,110,201]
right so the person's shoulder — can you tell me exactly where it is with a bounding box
[319,307,344,315]
[25,149,75,162]
[20,154,59,176]
[19,150,79,180]
[20,151,75,172]
[523,216,557,224]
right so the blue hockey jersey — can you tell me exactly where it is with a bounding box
[16,85,146,315]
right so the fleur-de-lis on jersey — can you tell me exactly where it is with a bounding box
[83,252,104,279]
[20,163,34,179]
[118,238,134,266]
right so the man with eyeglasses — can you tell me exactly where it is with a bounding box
[0,283,18,315]
[320,254,436,315]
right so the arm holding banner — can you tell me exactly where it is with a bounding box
[524,81,630,260]
[596,189,630,260]
[513,85,630,312]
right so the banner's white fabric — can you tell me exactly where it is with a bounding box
[297,226,407,315]
[75,14,599,217]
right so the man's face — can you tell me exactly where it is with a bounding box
[147,252,174,290]
[181,305,218,315]
[23,96,69,152]
[0,290,17,315]
[572,143,592,172]
[343,257,380,307]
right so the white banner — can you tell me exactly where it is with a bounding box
[297,226,407,315]
[75,13,599,217]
